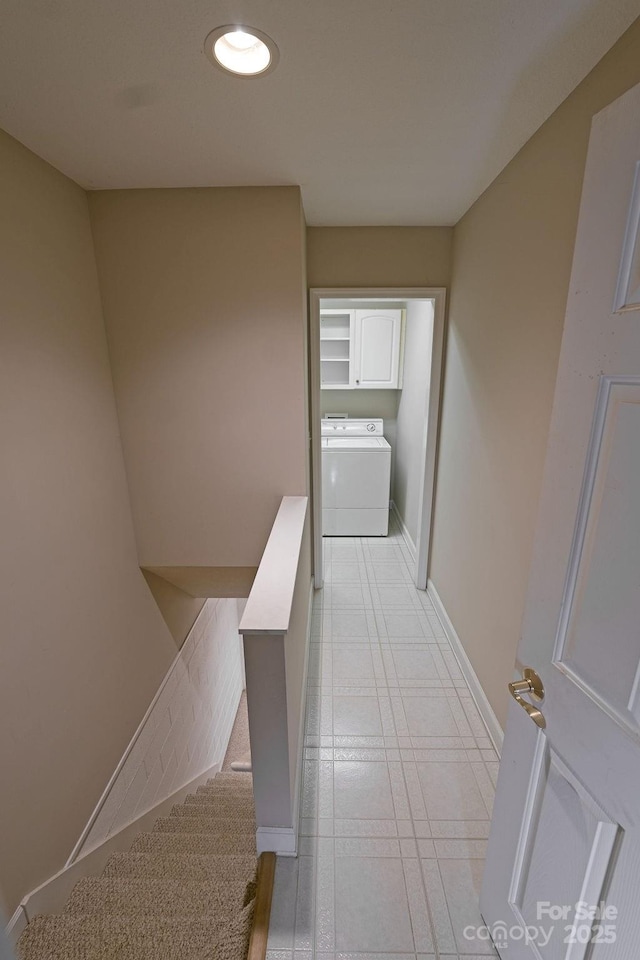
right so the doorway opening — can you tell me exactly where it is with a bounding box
[309,287,447,590]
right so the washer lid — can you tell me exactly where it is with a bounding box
[321,418,384,437]
[322,436,391,450]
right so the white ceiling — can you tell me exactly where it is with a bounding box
[1,0,639,225]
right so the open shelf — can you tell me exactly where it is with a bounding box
[321,359,350,387]
[320,311,351,343]
[321,339,349,361]
[320,310,352,387]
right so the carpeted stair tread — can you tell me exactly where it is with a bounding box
[177,794,254,809]
[207,773,252,786]
[195,781,253,797]
[153,816,255,835]
[200,770,253,790]
[102,852,257,882]
[202,773,253,786]
[208,899,254,960]
[196,779,253,793]
[64,876,248,918]
[17,913,239,960]
[184,787,255,804]
[130,832,256,857]
[170,800,254,819]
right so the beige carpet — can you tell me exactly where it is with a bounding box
[18,769,257,960]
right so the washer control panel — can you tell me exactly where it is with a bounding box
[321,418,384,437]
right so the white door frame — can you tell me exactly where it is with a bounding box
[309,286,447,589]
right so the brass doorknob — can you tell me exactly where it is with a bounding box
[508,667,546,729]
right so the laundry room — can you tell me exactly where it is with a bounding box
[317,296,438,562]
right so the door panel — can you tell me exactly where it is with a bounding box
[321,450,391,507]
[481,81,640,960]
[555,380,640,738]
[509,743,620,960]
[359,313,394,381]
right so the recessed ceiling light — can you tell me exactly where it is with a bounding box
[204,25,279,77]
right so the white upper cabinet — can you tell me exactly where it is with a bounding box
[353,309,402,388]
[320,308,403,389]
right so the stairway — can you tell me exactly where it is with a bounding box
[18,772,261,960]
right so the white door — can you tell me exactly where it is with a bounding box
[353,309,402,388]
[481,83,640,959]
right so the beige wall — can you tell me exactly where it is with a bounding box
[141,570,206,648]
[88,187,309,574]
[320,389,399,422]
[307,226,453,288]
[430,17,640,730]
[0,130,176,913]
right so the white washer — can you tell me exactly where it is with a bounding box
[321,418,391,536]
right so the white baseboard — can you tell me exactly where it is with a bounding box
[5,905,27,948]
[256,826,297,857]
[390,501,417,561]
[14,762,221,927]
[427,579,504,755]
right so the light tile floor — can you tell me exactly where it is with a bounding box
[267,513,500,960]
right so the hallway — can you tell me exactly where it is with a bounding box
[266,513,500,958]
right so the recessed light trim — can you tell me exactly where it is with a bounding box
[205,25,279,77]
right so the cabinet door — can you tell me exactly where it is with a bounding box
[353,310,402,388]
